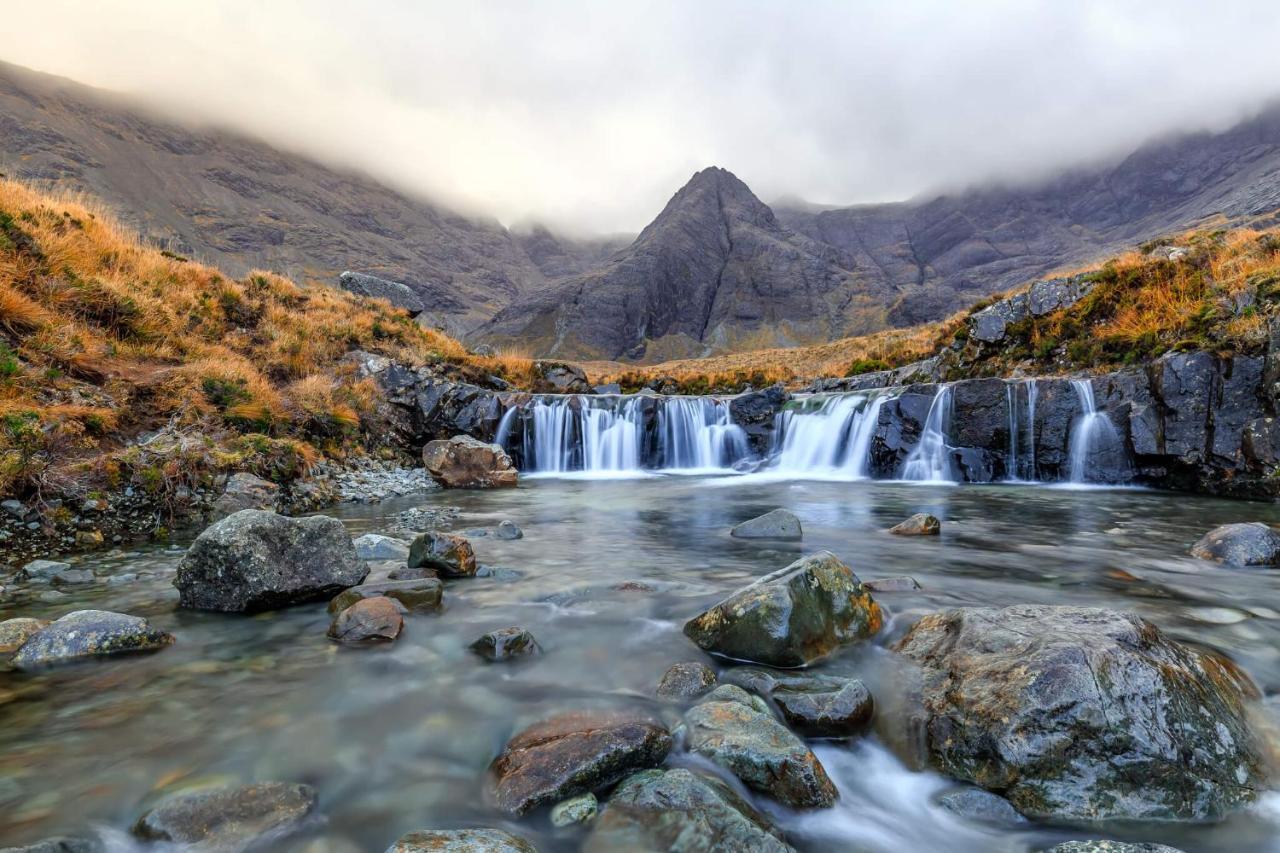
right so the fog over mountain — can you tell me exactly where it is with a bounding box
[6,1,1280,233]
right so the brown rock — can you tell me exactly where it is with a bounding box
[327,598,403,644]
[422,435,518,489]
[327,578,443,614]
[0,617,48,655]
[407,532,477,578]
[889,513,941,536]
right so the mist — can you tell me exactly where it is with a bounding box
[5,0,1280,234]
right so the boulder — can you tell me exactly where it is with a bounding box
[584,768,794,852]
[888,513,941,536]
[656,662,718,698]
[895,605,1266,823]
[327,578,443,614]
[682,687,838,808]
[470,627,541,661]
[18,559,70,583]
[1028,274,1096,317]
[968,292,1029,343]
[407,531,477,578]
[0,617,47,655]
[352,533,411,561]
[729,385,789,455]
[422,435,518,489]
[413,380,506,443]
[210,472,279,520]
[12,610,174,670]
[50,568,94,585]
[725,668,873,738]
[328,598,404,644]
[338,271,425,317]
[495,520,524,540]
[936,788,1026,825]
[730,508,802,540]
[1190,522,1280,567]
[488,709,673,815]
[550,792,598,827]
[684,551,881,667]
[133,782,317,848]
[537,361,591,394]
[175,510,368,612]
[384,829,536,853]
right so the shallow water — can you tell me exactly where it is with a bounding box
[4,477,1280,851]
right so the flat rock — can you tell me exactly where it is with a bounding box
[328,598,403,644]
[470,627,541,661]
[888,513,941,536]
[328,578,443,614]
[488,709,672,816]
[352,533,411,561]
[423,435,518,489]
[407,531,477,578]
[585,768,794,852]
[656,662,717,698]
[175,510,368,612]
[132,781,317,849]
[12,610,173,670]
[385,829,537,852]
[1190,522,1280,566]
[684,551,881,667]
[731,509,802,540]
[936,787,1027,825]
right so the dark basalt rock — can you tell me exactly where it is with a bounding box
[327,578,443,614]
[684,551,881,667]
[585,768,794,852]
[12,610,173,670]
[133,782,317,848]
[489,709,673,816]
[327,597,404,644]
[895,605,1266,823]
[385,829,538,852]
[407,531,477,578]
[470,626,541,661]
[724,668,873,738]
[729,385,789,455]
[175,510,367,612]
[1190,522,1280,567]
[655,661,718,698]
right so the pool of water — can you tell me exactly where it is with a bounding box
[3,476,1280,851]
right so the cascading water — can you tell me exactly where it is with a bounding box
[1067,379,1129,484]
[659,397,749,470]
[1005,379,1039,482]
[771,394,887,477]
[901,386,955,483]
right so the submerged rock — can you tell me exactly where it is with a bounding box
[895,605,1266,823]
[725,668,873,738]
[936,787,1027,825]
[0,617,48,655]
[682,687,838,808]
[12,611,174,670]
[684,551,881,667]
[551,792,598,827]
[888,513,941,536]
[175,510,368,612]
[1190,522,1280,566]
[495,520,524,540]
[730,508,802,540]
[18,559,71,583]
[384,829,537,852]
[656,661,718,698]
[133,782,317,848]
[422,435,518,489]
[352,533,411,561]
[407,531,477,578]
[585,768,793,852]
[327,597,404,644]
[864,575,922,592]
[470,627,541,661]
[489,709,672,815]
[327,578,443,614]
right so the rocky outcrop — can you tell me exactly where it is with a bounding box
[422,435,518,488]
[132,782,317,848]
[684,551,881,666]
[967,275,1096,344]
[729,385,789,454]
[338,271,426,317]
[895,605,1266,823]
[175,510,368,612]
[11,610,173,670]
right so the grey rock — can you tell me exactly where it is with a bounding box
[352,533,411,561]
[338,270,425,317]
[888,513,940,536]
[969,293,1028,343]
[656,662,718,698]
[550,792,598,827]
[133,781,317,849]
[1028,275,1096,316]
[729,385,790,455]
[538,362,591,393]
[1044,844,1185,853]
[12,610,173,670]
[210,472,279,520]
[1,499,26,519]
[384,829,537,853]
[327,578,443,614]
[0,838,98,853]
[593,383,622,395]
[1190,523,1280,567]
[407,531,477,578]
[936,787,1027,825]
[0,617,47,654]
[469,627,541,661]
[684,551,882,666]
[175,510,368,612]
[495,520,523,540]
[724,668,873,738]
[49,568,94,585]
[730,508,802,540]
[19,559,70,582]
[864,575,921,592]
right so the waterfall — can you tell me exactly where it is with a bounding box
[901,386,954,483]
[1006,383,1018,479]
[1005,379,1039,482]
[1025,380,1038,479]
[659,397,749,470]
[1067,379,1128,484]
[771,394,887,477]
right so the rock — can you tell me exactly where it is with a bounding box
[1,498,25,519]
[470,627,541,661]
[730,508,802,540]
[407,531,477,578]
[338,271,425,317]
[488,709,673,816]
[735,670,873,739]
[50,568,94,585]
[584,768,793,852]
[537,362,591,393]
[969,292,1029,343]
[175,510,368,612]
[74,530,104,547]
[133,781,317,848]
[422,435,518,489]
[384,829,537,853]
[495,520,523,540]
[682,687,838,808]
[895,605,1266,823]
[12,610,174,670]
[211,472,279,520]
[18,559,70,582]
[864,575,921,592]
[352,533,411,561]
[1044,844,1185,853]
[684,551,881,667]
[656,662,718,698]
[0,617,48,654]
[1190,522,1280,566]
[0,838,98,853]
[327,578,443,614]
[593,383,622,395]
[550,792,598,827]
[888,513,941,536]
[729,385,789,455]
[936,788,1026,825]
[328,598,404,644]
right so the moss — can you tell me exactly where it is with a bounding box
[845,358,890,377]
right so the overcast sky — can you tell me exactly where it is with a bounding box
[5,1,1280,234]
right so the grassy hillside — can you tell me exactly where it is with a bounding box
[0,179,527,504]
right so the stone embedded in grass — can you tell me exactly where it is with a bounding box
[12,610,174,670]
[327,597,404,644]
[327,578,443,614]
[888,513,940,536]
[133,781,317,848]
[407,531,477,578]
[684,551,881,667]
[385,829,537,853]
[1190,522,1280,566]
[175,510,368,612]
[655,661,717,698]
[730,508,802,540]
[470,626,541,661]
